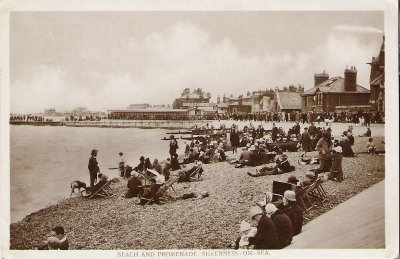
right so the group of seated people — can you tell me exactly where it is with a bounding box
[235,171,328,250]
[235,191,302,249]
[184,140,227,164]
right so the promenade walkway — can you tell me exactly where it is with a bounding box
[288,180,385,249]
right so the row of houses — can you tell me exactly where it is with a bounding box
[107,37,385,120]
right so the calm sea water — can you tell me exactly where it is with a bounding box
[10,125,182,223]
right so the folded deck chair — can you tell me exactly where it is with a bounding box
[89,180,115,199]
[298,180,327,211]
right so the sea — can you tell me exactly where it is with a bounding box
[10,125,185,223]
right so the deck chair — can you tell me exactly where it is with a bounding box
[141,176,180,205]
[88,180,115,199]
[271,181,295,202]
[189,165,203,181]
[298,180,327,211]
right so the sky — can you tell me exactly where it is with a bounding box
[10,11,384,113]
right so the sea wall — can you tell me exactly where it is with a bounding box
[10,120,213,129]
[64,120,212,129]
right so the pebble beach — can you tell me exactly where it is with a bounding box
[10,134,385,250]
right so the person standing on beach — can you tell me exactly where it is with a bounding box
[88,149,100,189]
[169,135,179,157]
[118,152,125,177]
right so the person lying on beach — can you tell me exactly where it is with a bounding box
[38,226,69,250]
[70,180,87,198]
[247,154,295,177]
[298,152,319,165]
[176,191,209,200]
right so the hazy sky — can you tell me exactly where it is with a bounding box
[10,11,384,113]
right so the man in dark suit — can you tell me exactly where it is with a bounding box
[88,149,100,189]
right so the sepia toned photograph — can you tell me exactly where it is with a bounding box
[1,1,398,258]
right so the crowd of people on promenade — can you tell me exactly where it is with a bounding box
[9,115,52,122]
[46,119,379,250]
[215,110,384,125]
[64,115,104,121]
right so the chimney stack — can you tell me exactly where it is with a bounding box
[314,70,329,86]
[344,66,357,91]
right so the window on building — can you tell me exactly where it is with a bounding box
[305,97,308,106]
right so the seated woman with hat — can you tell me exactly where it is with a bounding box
[125,171,143,198]
[279,190,303,236]
[242,206,280,250]
[327,146,344,182]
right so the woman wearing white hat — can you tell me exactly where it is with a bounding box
[265,203,294,249]
[243,206,279,250]
[125,170,143,198]
[327,145,344,182]
[281,190,303,236]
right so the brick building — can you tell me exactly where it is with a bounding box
[301,68,370,112]
[367,36,385,113]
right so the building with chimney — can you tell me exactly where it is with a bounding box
[251,89,275,113]
[301,68,370,112]
[172,88,212,109]
[272,85,304,112]
[367,36,385,113]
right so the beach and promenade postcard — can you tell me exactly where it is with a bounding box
[0,0,398,258]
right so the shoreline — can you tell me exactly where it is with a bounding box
[10,135,385,249]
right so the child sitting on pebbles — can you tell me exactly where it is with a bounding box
[366,138,377,154]
[37,226,69,250]
[234,221,257,249]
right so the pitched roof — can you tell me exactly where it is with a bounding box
[276,91,302,110]
[302,77,369,96]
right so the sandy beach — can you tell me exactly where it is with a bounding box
[10,133,385,250]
